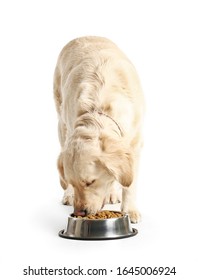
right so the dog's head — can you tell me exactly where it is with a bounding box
[58,131,133,216]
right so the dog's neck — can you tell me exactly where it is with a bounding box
[96,110,123,137]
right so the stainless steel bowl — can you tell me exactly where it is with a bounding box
[59,211,138,240]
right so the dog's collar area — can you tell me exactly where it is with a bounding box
[96,111,123,137]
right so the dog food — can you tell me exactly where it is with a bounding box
[73,210,123,219]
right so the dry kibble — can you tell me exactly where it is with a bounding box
[73,210,123,219]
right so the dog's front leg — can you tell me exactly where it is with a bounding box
[121,184,141,223]
[121,149,141,223]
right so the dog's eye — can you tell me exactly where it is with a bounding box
[85,179,96,187]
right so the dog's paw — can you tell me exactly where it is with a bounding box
[62,186,74,205]
[104,183,121,204]
[104,191,121,204]
[109,192,121,204]
[128,209,141,223]
[62,194,74,205]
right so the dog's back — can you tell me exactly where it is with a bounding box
[54,36,144,137]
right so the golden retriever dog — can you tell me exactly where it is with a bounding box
[53,36,144,223]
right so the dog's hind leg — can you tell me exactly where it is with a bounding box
[104,181,122,205]
[62,184,74,206]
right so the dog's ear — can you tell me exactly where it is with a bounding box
[57,152,68,189]
[100,136,133,187]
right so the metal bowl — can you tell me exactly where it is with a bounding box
[59,211,138,240]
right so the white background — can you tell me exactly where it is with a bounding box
[0,0,198,279]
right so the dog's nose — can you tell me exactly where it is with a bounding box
[73,209,87,217]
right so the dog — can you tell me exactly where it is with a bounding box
[53,36,144,223]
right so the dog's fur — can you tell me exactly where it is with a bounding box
[53,36,144,222]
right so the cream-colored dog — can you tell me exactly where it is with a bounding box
[53,36,144,223]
